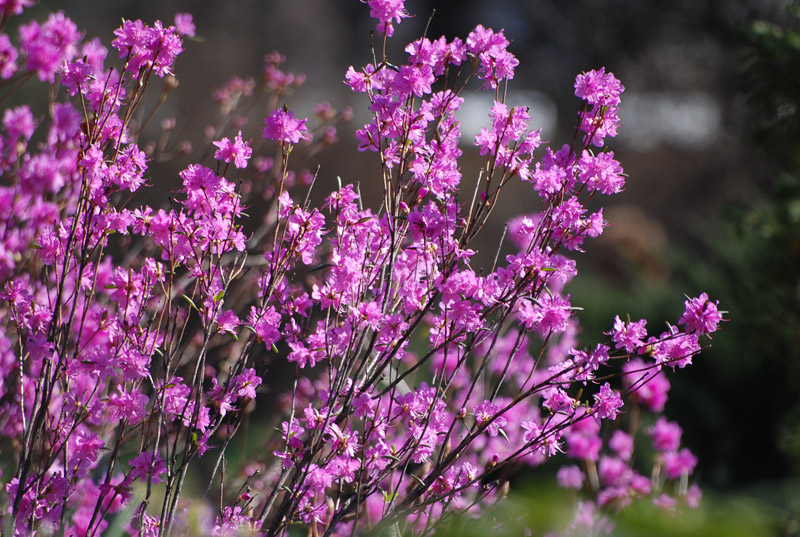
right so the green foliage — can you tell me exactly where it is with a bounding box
[424,482,788,537]
[744,1,800,169]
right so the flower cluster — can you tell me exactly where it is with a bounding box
[0,3,723,537]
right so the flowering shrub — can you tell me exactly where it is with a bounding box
[0,1,723,536]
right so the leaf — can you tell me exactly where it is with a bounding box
[182,294,199,311]
[498,427,510,444]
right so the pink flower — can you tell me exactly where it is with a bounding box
[248,305,281,346]
[4,105,35,140]
[473,400,506,437]
[598,456,629,487]
[574,67,624,107]
[174,13,195,38]
[609,315,647,354]
[0,34,18,79]
[653,493,678,511]
[518,294,572,336]
[686,483,702,508]
[112,19,183,77]
[233,368,261,399]
[622,358,671,411]
[577,150,625,195]
[69,429,104,477]
[213,130,252,168]
[127,451,167,484]
[0,0,34,17]
[263,108,310,145]
[325,423,360,457]
[19,11,81,82]
[216,309,241,335]
[593,383,623,420]
[663,448,698,479]
[679,292,722,335]
[366,0,409,37]
[649,326,701,369]
[609,430,634,461]
[649,417,682,452]
[106,388,148,424]
[557,465,584,489]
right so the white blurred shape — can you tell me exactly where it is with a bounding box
[618,92,720,151]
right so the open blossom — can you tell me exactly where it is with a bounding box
[577,150,625,194]
[112,19,183,76]
[263,108,310,145]
[19,11,81,82]
[366,0,409,37]
[622,358,671,411]
[557,465,585,489]
[216,309,241,335]
[609,315,647,354]
[649,417,682,452]
[213,130,252,168]
[574,67,624,107]
[593,383,624,420]
[127,451,167,484]
[648,326,701,369]
[0,35,18,79]
[474,400,506,437]
[679,292,723,335]
[248,305,281,346]
[173,12,195,37]
[0,0,34,17]
[663,448,698,479]
[466,25,519,89]
[233,368,262,399]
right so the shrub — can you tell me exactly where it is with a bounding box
[0,2,722,535]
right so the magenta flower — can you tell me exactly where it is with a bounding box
[653,493,678,511]
[679,292,723,335]
[609,430,634,461]
[473,400,506,437]
[263,108,311,145]
[216,309,241,335]
[213,130,252,168]
[593,383,623,420]
[69,429,104,478]
[598,455,628,487]
[174,12,195,38]
[112,19,183,77]
[19,11,81,82]
[649,326,701,369]
[0,0,34,17]
[325,423,360,457]
[577,150,625,195]
[106,388,148,424]
[233,368,262,399]
[3,105,35,140]
[574,67,624,107]
[649,417,682,452]
[248,305,281,346]
[0,35,18,79]
[557,465,584,489]
[127,451,167,484]
[609,315,647,354]
[663,448,698,479]
[366,0,409,37]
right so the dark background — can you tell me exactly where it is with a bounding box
[28,0,800,520]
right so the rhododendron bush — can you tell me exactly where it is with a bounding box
[0,1,724,536]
